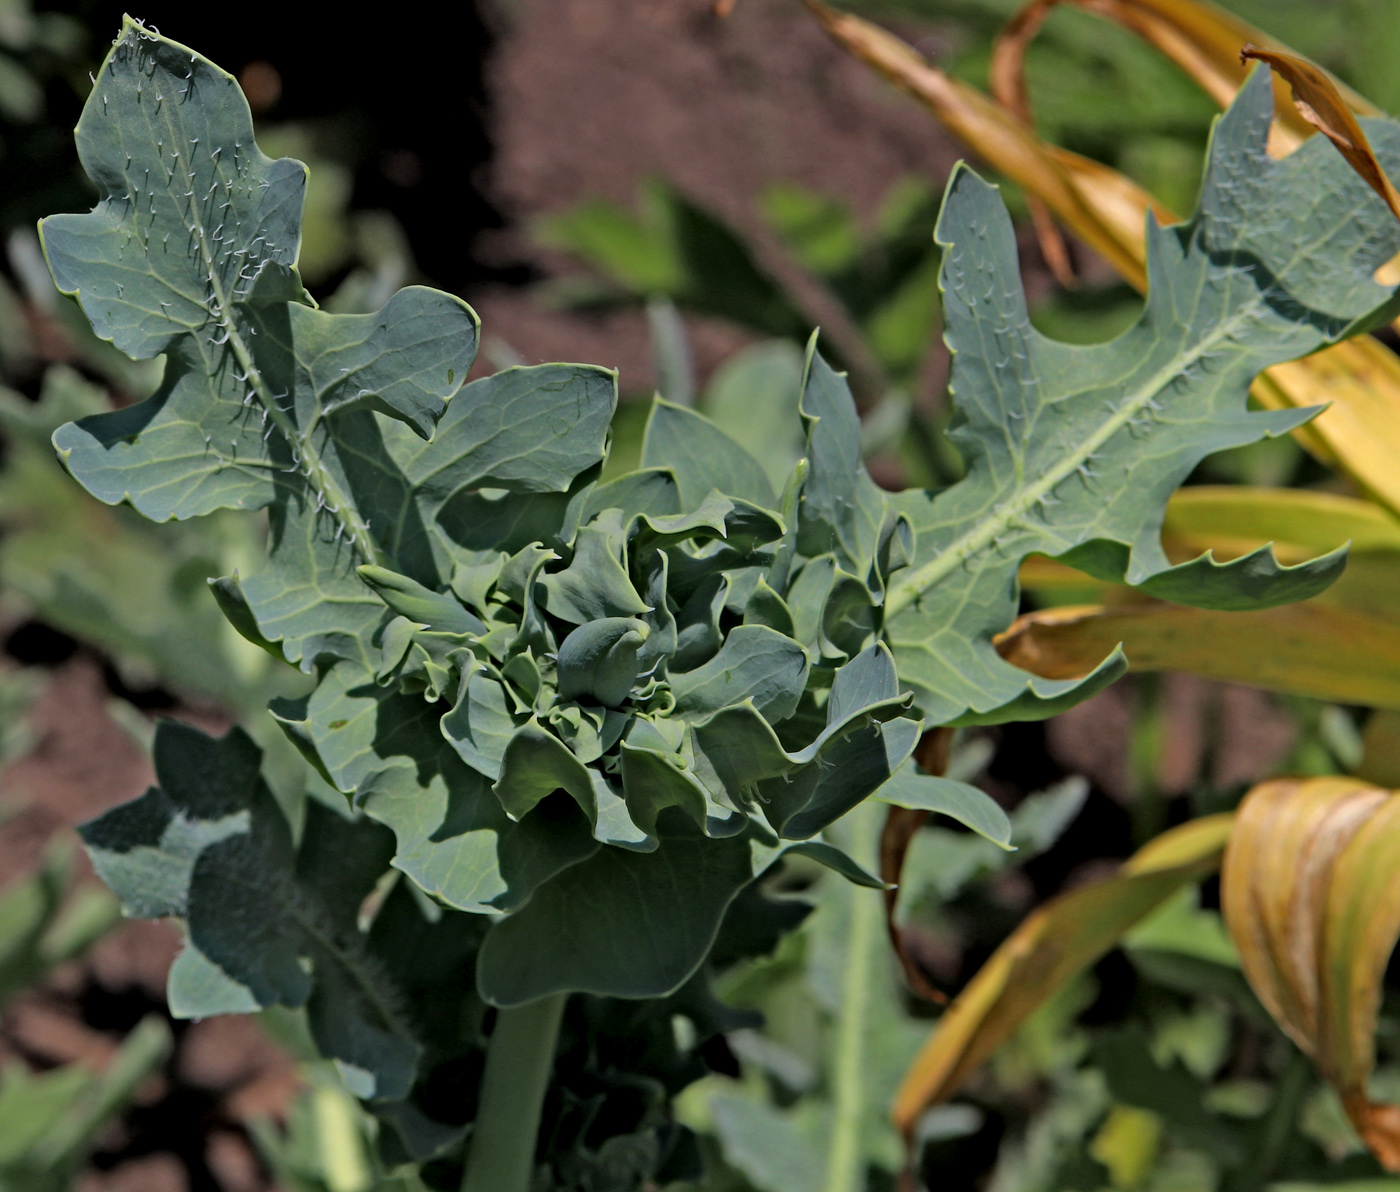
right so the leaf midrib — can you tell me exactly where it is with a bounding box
[884,307,1251,620]
[139,40,382,565]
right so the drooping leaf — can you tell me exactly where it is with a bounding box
[990,0,1374,146]
[1241,45,1400,222]
[873,762,1013,848]
[802,0,1171,290]
[1221,776,1400,1171]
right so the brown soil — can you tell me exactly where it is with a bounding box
[0,659,296,1191]
[470,0,976,396]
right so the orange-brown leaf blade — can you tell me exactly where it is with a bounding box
[1222,778,1400,1171]
[996,602,1400,710]
[802,0,1166,287]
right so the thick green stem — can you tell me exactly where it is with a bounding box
[823,800,882,1192]
[460,992,568,1192]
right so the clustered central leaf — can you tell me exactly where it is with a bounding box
[359,385,923,851]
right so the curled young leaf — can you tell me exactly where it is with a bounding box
[557,617,652,707]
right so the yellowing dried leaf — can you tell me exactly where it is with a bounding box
[992,0,1369,153]
[995,601,1400,710]
[800,0,1168,288]
[1019,486,1400,596]
[892,814,1232,1134]
[1223,778,1400,1170]
[1251,338,1400,516]
[1160,486,1400,561]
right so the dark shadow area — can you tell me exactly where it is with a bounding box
[10,0,515,296]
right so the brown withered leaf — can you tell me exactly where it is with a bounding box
[995,601,1400,710]
[1242,45,1400,225]
[1223,778,1400,1170]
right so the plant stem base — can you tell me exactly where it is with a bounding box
[460,991,569,1192]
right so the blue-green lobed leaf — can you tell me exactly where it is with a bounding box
[882,68,1391,725]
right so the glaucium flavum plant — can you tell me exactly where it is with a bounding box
[43,18,1400,1191]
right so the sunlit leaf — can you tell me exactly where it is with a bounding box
[805,1,1400,517]
[883,68,1390,723]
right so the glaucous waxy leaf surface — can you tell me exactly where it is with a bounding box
[883,68,1394,724]
[41,20,615,674]
[55,24,1384,1030]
